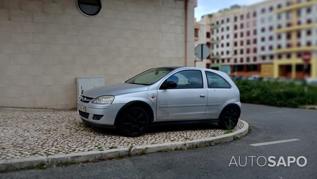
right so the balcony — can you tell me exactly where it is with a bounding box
[275,46,317,53]
[275,0,317,13]
[275,23,317,33]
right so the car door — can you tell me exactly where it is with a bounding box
[205,71,232,118]
[156,70,208,121]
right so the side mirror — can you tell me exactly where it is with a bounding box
[160,81,177,90]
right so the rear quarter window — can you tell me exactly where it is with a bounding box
[205,71,231,88]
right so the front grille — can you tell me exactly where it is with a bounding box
[79,111,89,119]
[80,95,93,103]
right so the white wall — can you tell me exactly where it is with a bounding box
[0,0,195,109]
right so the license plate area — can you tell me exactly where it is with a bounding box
[78,105,87,112]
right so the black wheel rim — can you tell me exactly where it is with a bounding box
[119,108,148,135]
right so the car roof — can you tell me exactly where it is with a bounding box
[174,66,220,73]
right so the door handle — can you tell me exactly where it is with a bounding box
[200,94,206,98]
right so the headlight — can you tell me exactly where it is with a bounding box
[92,96,115,104]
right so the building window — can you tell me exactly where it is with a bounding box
[261,37,265,42]
[261,8,266,14]
[287,43,292,48]
[261,27,265,32]
[240,14,244,20]
[234,24,238,30]
[277,4,282,9]
[253,38,257,44]
[307,41,312,46]
[307,19,312,24]
[269,6,274,12]
[270,55,274,60]
[286,53,291,59]
[261,46,265,51]
[269,36,273,41]
[253,11,257,17]
[277,24,282,29]
[262,56,266,60]
[240,23,244,29]
[253,57,257,62]
[253,29,257,35]
[78,0,102,16]
[227,18,230,23]
[253,48,257,53]
[206,32,211,38]
[307,30,312,36]
[306,7,312,14]
[194,29,199,38]
[239,49,244,54]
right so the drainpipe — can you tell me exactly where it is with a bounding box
[184,0,188,66]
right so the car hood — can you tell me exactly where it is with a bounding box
[83,83,149,98]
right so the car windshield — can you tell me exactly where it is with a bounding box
[125,67,175,85]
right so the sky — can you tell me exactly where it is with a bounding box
[195,0,265,20]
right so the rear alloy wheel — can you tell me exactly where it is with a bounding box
[116,106,150,137]
[218,105,240,130]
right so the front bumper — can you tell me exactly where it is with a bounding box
[77,101,123,126]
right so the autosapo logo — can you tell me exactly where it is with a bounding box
[228,156,307,167]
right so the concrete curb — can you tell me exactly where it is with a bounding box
[0,120,249,173]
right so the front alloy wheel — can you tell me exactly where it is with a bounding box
[116,106,150,137]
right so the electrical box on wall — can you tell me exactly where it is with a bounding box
[76,76,105,104]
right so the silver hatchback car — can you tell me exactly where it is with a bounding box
[78,67,241,136]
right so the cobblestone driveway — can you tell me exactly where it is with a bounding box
[0,108,243,161]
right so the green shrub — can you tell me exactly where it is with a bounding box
[235,80,317,107]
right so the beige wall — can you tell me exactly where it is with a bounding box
[0,0,195,109]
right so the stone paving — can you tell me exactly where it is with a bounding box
[0,108,243,161]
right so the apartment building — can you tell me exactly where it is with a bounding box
[196,0,317,79]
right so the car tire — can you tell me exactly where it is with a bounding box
[115,106,150,137]
[218,105,241,130]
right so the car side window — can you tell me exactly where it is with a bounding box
[206,71,231,88]
[164,70,203,89]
